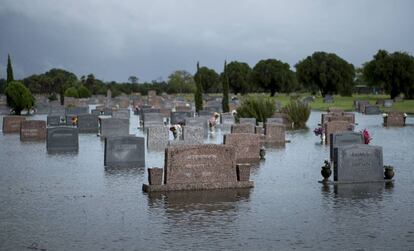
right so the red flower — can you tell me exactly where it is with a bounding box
[361,129,372,144]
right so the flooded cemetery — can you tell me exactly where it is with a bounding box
[1,93,414,250]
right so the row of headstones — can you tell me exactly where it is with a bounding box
[354,100,407,127]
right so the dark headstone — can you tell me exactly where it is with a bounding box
[99,118,129,138]
[333,144,383,183]
[143,113,164,127]
[364,105,380,115]
[384,100,393,108]
[330,132,364,161]
[47,127,79,152]
[77,114,99,133]
[104,136,145,167]
[112,109,130,120]
[65,107,88,116]
[171,112,191,125]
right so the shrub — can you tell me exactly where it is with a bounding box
[236,94,275,123]
[64,87,79,98]
[78,85,91,98]
[5,81,34,115]
[282,100,310,129]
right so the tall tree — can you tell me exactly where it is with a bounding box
[222,61,230,113]
[194,66,221,93]
[128,75,139,84]
[252,59,297,96]
[7,54,14,83]
[194,62,203,113]
[224,61,251,95]
[363,50,414,99]
[44,68,78,104]
[295,52,355,96]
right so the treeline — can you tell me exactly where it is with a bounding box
[1,49,414,100]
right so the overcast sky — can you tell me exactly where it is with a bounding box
[1,0,413,82]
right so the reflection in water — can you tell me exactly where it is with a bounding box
[321,182,393,200]
[104,165,145,176]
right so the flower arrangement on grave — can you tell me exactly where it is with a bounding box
[313,127,324,136]
[361,129,372,144]
[382,113,388,118]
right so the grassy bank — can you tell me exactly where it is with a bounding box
[273,94,414,114]
[178,93,414,114]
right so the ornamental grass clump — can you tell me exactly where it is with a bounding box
[236,94,275,124]
[282,100,310,129]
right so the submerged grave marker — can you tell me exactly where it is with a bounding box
[104,136,145,167]
[47,127,79,152]
[20,120,46,141]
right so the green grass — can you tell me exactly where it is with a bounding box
[273,93,414,114]
[170,93,414,114]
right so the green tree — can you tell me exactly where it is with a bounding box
[44,68,78,104]
[224,61,252,95]
[78,84,92,98]
[5,81,34,115]
[236,94,275,123]
[252,59,297,96]
[64,86,79,98]
[363,50,414,99]
[7,54,14,83]
[128,75,139,84]
[222,61,230,113]
[167,70,196,93]
[194,66,221,93]
[194,62,203,113]
[295,51,355,96]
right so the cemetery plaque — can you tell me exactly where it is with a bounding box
[147,126,169,151]
[182,126,204,144]
[112,109,130,120]
[2,116,26,133]
[77,114,99,133]
[364,105,380,115]
[104,136,145,167]
[20,120,46,141]
[231,124,255,134]
[239,118,256,125]
[324,121,351,145]
[384,111,405,127]
[99,118,129,138]
[171,112,191,125]
[333,144,383,183]
[47,127,79,152]
[143,113,164,127]
[224,133,261,163]
[330,132,364,160]
[47,115,61,126]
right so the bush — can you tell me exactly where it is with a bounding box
[5,81,34,115]
[78,85,91,98]
[282,100,310,129]
[64,87,79,98]
[236,94,275,123]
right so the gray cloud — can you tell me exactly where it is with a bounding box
[1,0,413,82]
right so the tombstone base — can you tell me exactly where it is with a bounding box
[142,181,254,193]
[318,179,394,185]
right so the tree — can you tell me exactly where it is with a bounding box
[44,68,78,104]
[7,54,14,83]
[295,52,355,96]
[194,62,203,113]
[78,85,91,98]
[64,86,79,98]
[252,59,297,96]
[167,70,195,93]
[363,50,414,99]
[5,81,34,115]
[128,75,139,84]
[194,66,221,93]
[224,61,252,95]
[222,61,230,113]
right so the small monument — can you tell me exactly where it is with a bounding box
[47,127,79,153]
[20,120,46,141]
[104,136,145,167]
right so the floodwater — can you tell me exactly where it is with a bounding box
[1,112,414,251]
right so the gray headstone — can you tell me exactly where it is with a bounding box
[99,118,129,138]
[333,144,383,183]
[239,118,256,126]
[143,113,164,127]
[77,114,99,133]
[47,115,61,126]
[65,107,88,116]
[384,100,393,108]
[147,126,169,151]
[171,112,192,125]
[48,105,65,116]
[112,109,130,120]
[323,95,334,103]
[47,127,79,152]
[104,136,145,167]
[330,132,364,161]
[185,116,209,135]
[364,105,380,115]
[266,117,284,124]
[182,126,204,144]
